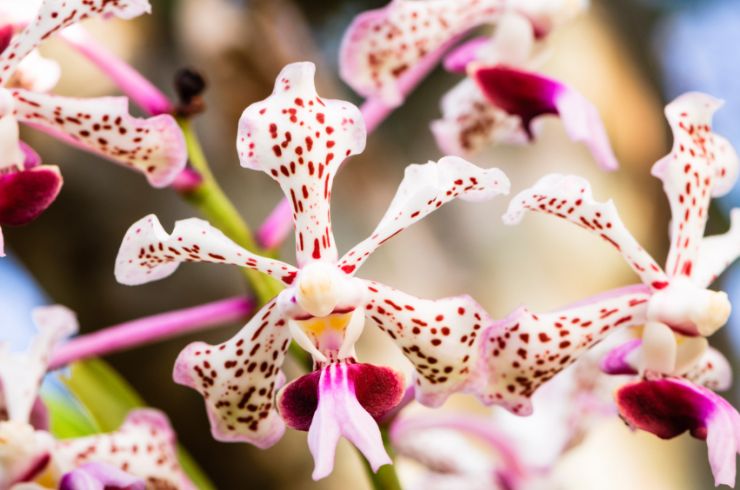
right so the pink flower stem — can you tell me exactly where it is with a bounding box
[48,296,255,370]
[256,35,463,249]
[59,25,173,116]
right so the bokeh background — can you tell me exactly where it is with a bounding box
[2,0,738,488]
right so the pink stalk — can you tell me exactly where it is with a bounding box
[59,25,173,116]
[256,34,464,249]
[256,198,293,250]
[170,167,203,193]
[48,296,254,370]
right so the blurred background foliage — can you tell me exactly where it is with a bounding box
[2,0,738,488]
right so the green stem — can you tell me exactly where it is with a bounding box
[176,118,279,304]
[361,427,403,490]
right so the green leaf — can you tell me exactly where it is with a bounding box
[45,392,99,438]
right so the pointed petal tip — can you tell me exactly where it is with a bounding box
[666,92,724,119]
[273,62,318,95]
[142,114,188,188]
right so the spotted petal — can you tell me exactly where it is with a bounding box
[475,285,650,415]
[652,93,739,279]
[710,134,739,198]
[0,0,150,85]
[691,209,740,288]
[339,156,509,275]
[504,174,669,290]
[363,280,492,408]
[473,65,618,171]
[173,299,290,448]
[616,378,740,487]
[681,347,732,392]
[0,305,77,424]
[54,409,194,490]
[115,214,298,287]
[339,0,504,105]
[237,62,365,266]
[431,78,528,156]
[11,90,186,187]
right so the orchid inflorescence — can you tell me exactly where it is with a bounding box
[0,0,738,489]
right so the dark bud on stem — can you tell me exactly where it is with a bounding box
[174,67,207,117]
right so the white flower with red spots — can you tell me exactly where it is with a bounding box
[0,0,187,257]
[0,305,194,489]
[391,351,618,490]
[339,0,617,170]
[504,92,740,486]
[114,61,511,479]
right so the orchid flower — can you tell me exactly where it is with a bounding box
[391,352,617,490]
[114,61,511,479]
[339,0,617,170]
[0,305,194,489]
[503,92,740,486]
[0,0,187,257]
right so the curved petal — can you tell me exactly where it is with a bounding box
[504,174,669,290]
[363,280,492,408]
[0,305,76,423]
[115,214,297,287]
[600,338,641,376]
[173,299,290,448]
[653,92,739,279]
[0,165,62,226]
[475,286,650,415]
[692,208,740,288]
[616,378,740,487]
[0,0,150,85]
[339,156,509,275]
[710,134,739,198]
[306,363,391,480]
[431,78,528,156]
[55,409,194,490]
[473,65,618,171]
[339,0,503,105]
[444,12,538,73]
[59,462,145,490]
[682,346,732,392]
[11,90,186,187]
[237,62,366,266]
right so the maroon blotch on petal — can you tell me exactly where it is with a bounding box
[0,166,62,226]
[616,378,714,440]
[473,65,560,138]
[278,363,404,431]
